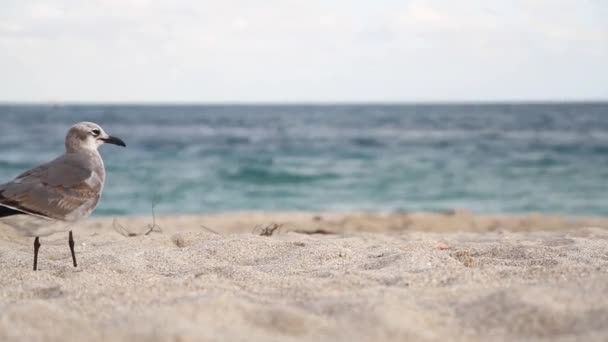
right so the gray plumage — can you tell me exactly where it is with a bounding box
[0,122,125,237]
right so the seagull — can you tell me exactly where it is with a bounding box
[0,122,126,270]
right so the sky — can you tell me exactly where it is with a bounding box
[0,0,606,103]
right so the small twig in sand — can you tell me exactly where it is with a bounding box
[144,195,162,235]
[294,229,335,235]
[256,223,283,236]
[112,195,162,237]
[200,225,220,235]
[112,218,137,237]
[338,251,347,273]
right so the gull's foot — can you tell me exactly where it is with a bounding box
[69,230,77,267]
[33,237,40,271]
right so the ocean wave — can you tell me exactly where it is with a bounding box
[350,137,386,148]
[2,103,607,216]
[220,166,339,184]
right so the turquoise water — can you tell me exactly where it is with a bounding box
[0,103,607,216]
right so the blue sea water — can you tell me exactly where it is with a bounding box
[0,103,607,216]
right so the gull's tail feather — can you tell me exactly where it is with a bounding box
[0,204,23,218]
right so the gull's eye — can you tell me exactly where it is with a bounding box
[91,129,101,137]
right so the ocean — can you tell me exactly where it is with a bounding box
[0,103,607,216]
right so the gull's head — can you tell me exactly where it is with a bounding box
[65,122,126,152]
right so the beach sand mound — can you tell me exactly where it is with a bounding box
[0,213,607,341]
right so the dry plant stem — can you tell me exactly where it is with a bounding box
[258,223,283,236]
[112,219,136,237]
[294,229,335,235]
[200,225,220,234]
[112,196,162,237]
[145,195,162,235]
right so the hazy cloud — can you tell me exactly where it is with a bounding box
[1,0,606,102]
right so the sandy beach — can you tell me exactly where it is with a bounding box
[1,211,607,341]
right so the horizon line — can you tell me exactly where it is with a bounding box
[1,99,607,106]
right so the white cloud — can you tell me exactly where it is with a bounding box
[0,0,606,102]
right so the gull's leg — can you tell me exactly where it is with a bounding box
[33,237,40,271]
[69,231,77,267]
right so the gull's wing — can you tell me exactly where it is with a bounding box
[0,153,103,221]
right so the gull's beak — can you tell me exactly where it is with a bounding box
[101,135,126,147]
